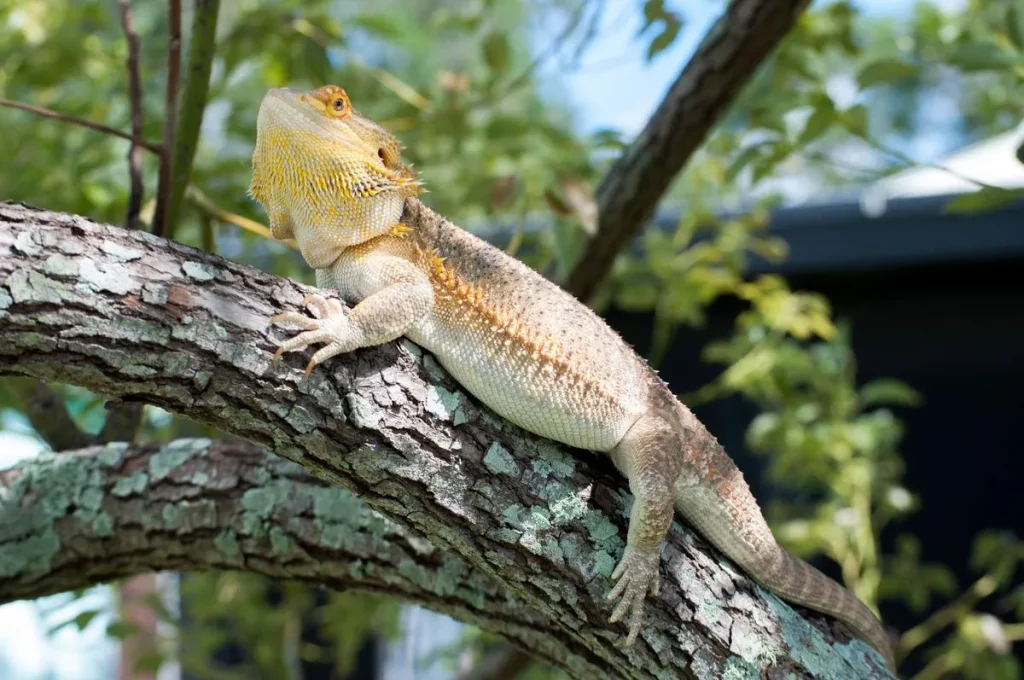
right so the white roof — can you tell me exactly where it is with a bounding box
[870,121,1024,199]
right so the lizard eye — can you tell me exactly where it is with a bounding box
[333,97,346,112]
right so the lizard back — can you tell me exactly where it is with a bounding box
[402,200,652,453]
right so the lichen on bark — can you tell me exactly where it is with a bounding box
[0,202,893,679]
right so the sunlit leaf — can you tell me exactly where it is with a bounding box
[856,59,919,88]
[483,31,511,75]
[859,378,922,408]
[1008,4,1024,50]
[944,187,1024,215]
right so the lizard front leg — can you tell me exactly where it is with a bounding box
[271,253,433,378]
[607,413,684,646]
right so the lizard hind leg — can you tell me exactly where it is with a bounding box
[606,412,685,646]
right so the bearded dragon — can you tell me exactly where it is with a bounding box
[248,84,895,670]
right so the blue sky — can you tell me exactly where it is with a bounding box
[0,0,972,677]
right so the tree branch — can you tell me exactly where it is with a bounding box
[117,0,146,229]
[164,0,221,241]
[0,98,161,154]
[565,0,811,301]
[24,381,92,450]
[153,0,182,238]
[0,201,891,679]
[0,440,566,663]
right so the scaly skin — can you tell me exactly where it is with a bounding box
[249,85,896,670]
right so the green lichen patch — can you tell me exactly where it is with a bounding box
[425,385,461,421]
[97,443,129,468]
[268,527,293,555]
[582,509,620,547]
[452,406,468,426]
[149,439,207,481]
[181,260,217,282]
[241,480,293,520]
[762,591,880,678]
[214,530,241,558]
[546,486,590,526]
[720,656,760,680]
[40,253,80,277]
[483,442,519,476]
[8,269,70,305]
[0,531,61,579]
[91,512,114,537]
[531,441,576,478]
[78,259,137,295]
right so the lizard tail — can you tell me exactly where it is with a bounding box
[671,413,895,671]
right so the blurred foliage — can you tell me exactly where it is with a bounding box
[1,0,1023,678]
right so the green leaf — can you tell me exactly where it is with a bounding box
[106,620,140,640]
[799,100,836,145]
[859,378,922,408]
[591,128,627,151]
[841,104,869,137]
[483,31,510,75]
[1009,4,1024,50]
[73,609,101,631]
[944,187,1024,215]
[351,13,403,39]
[856,59,919,89]
[641,0,666,32]
[947,43,1019,71]
[726,144,768,182]
[647,16,682,60]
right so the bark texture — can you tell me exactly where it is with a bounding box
[0,202,892,679]
[565,0,812,301]
[0,441,560,661]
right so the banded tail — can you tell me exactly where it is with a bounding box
[672,410,896,671]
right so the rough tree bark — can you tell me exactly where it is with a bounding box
[0,203,892,679]
[565,0,812,301]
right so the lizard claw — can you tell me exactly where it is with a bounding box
[606,546,660,646]
[269,294,356,378]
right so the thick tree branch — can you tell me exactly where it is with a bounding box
[0,440,564,662]
[565,0,811,301]
[0,201,891,679]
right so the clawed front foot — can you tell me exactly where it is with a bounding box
[270,294,358,378]
[607,545,660,646]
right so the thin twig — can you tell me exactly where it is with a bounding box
[186,185,297,249]
[896,573,998,663]
[0,98,161,154]
[859,135,1004,192]
[153,0,182,238]
[164,0,222,241]
[117,0,146,229]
